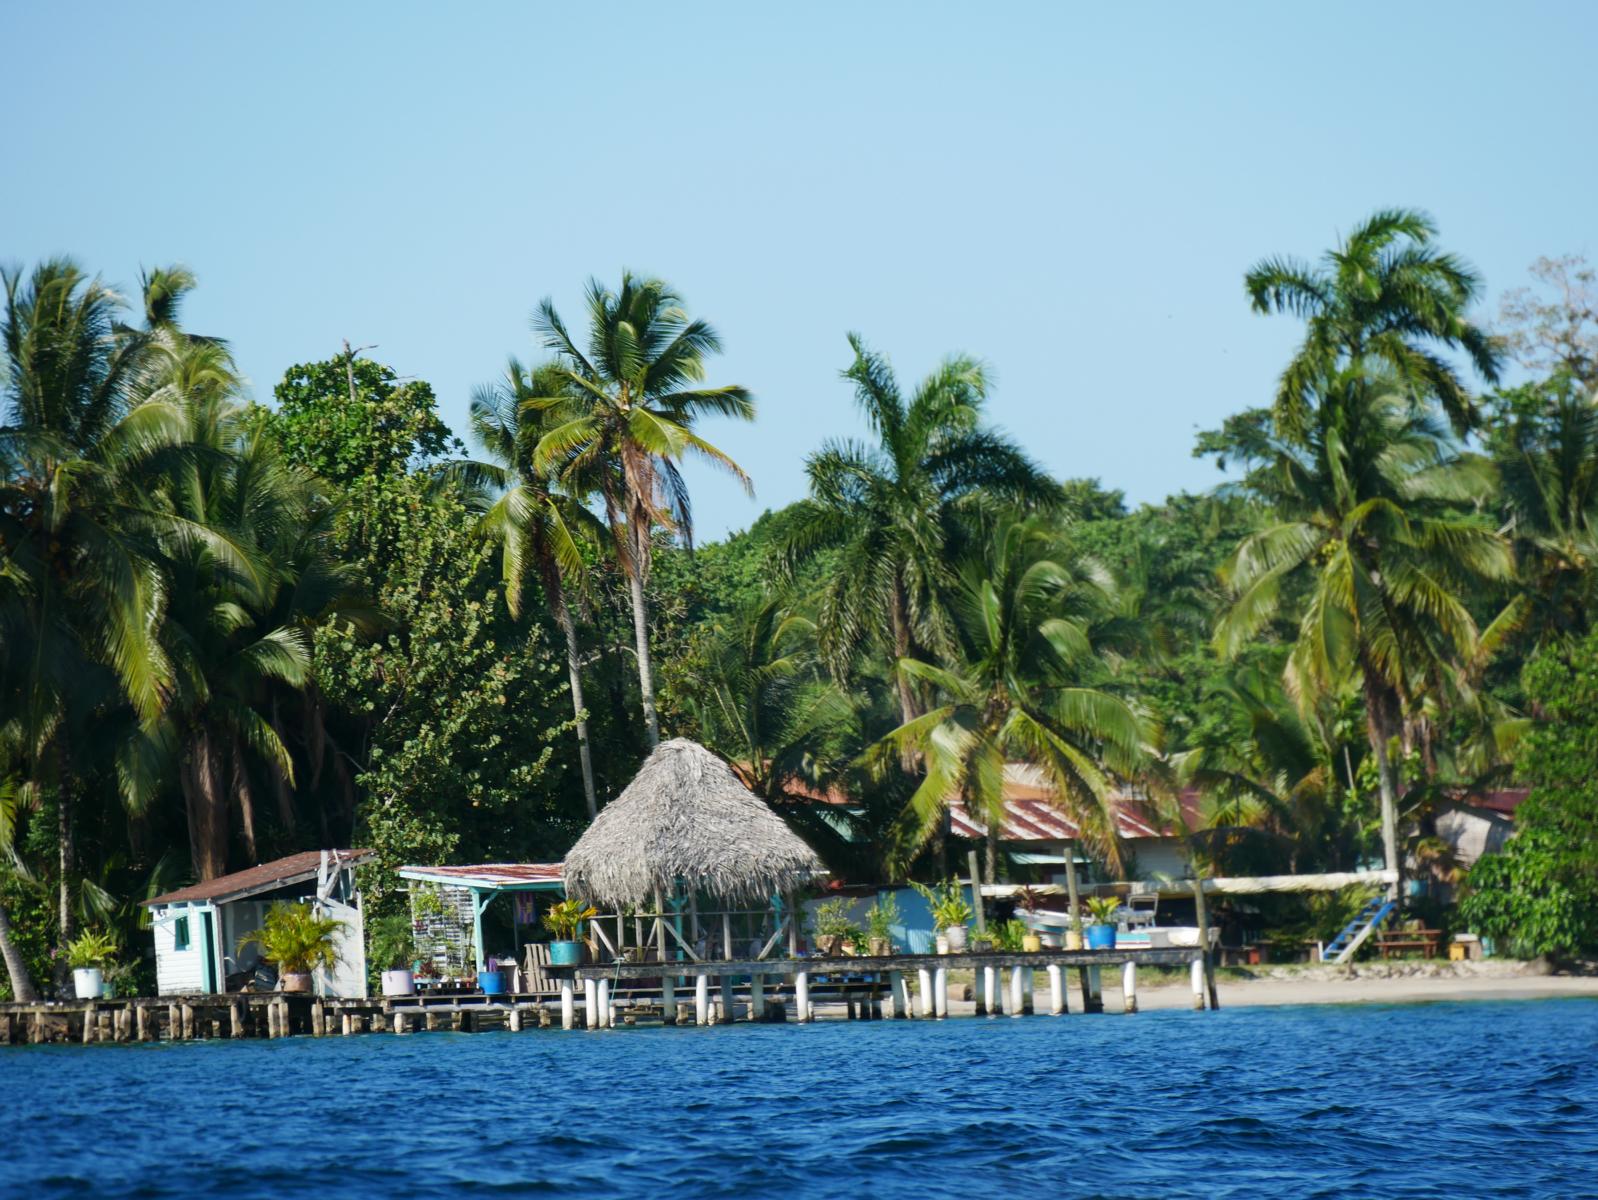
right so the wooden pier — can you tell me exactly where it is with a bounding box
[0,946,1216,1045]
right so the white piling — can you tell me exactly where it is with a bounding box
[934,967,949,1018]
[982,965,999,1016]
[584,977,598,1029]
[695,974,710,1026]
[560,979,575,1030]
[1087,966,1103,1012]
[889,970,906,1018]
[1122,960,1138,1013]
[750,974,765,1021]
[1191,957,1206,1010]
[1009,966,1025,1017]
[597,978,612,1028]
[719,976,735,1024]
[795,971,811,1023]
[1047,964,1065,1015]
[916,967,933,1018]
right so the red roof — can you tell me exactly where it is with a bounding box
[143,850,372,907]
[396,863,564,887]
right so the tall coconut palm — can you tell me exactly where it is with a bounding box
[454,358,605,818]
[0,259,191,959]
[1211,367,1514,893]
[867,517,1150,874]
[1246,208,1501,438]
[531,274,754,748]
[782,335,1061,725]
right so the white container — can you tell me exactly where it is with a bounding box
[381,968,416,997]
[944,924,969,952]
[72,967,103,1000]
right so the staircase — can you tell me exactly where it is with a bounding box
[1322,897,1397,964]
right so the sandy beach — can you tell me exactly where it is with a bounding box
[947,959,1598,1015]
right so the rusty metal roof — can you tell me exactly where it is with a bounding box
[396,862,565,889]
[143,850,372,907]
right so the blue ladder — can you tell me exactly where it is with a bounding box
[1323,897,1397,964]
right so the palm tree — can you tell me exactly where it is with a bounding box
[782,335,1061,725]
[455,358,605,818]
[531,274,753,748]
[1246,208,1501,438]
[868,517,1150,874]
[0,259,189,960]
[1211,367,1514,892]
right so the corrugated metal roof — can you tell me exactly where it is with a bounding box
[396,863,565,889]
[143,849,372,907]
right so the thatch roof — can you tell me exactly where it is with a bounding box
[562,738,824,907]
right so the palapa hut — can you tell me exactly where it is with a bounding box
[563,739,824,962]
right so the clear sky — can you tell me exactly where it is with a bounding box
[5,2,1595,538]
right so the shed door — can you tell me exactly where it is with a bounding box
[315,898,368,999]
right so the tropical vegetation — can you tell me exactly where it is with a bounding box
[4,214,1598,998]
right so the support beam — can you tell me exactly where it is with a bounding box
[750,974,765,1022]
[1122,960,1138,1013]
[597,978,612,1029]
[889,971,906,1019]
[136,1004,150,1042]
[1008,966,1025,1017]
[982,965,998,1017]
[1047,965,1065,1015]
[394,1011,408,1034]
[561,979,575,1030]
[1061,839,1083,947]
[342,1012,354,1036]
[1191,957,1206,1010]
[584,978,598,1029]
[718,976,734,1024]
[916,968,933,1018]
[933,967,948,1019]
[695,974,710,1026]
[1191,877,1220,1010]
[795,971,811,1023]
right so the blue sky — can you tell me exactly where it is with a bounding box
[4,2,1595,538]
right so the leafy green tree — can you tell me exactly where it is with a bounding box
[1460,633,1598,956]
[1208,368,1513,889]
[868,517,1150,874]
[1246,208,1500,437]
[454,358,605,817]
[782,335,1060,725]
[532,274,754,748]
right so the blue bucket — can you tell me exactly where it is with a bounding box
[548,940,583,967]
[1085,924,1117,951]
[478,970,505,996]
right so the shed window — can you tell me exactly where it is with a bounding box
[173,916,190,951]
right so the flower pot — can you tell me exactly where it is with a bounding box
[478,970,505,996]
[944,924,969,952]
[381,968,415,997]
[548,940,583,967]
[1065,929,1084,951]
[72,967,103,1000]
[281,971,313,994]
[868,937,893,957]
[819,934,848,957]
[1085,924,1117,951]
[935,933,950,955]
[1021,933,1043,953]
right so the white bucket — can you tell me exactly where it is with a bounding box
[72,967,103,1000]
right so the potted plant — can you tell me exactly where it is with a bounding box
[812,897,860,957]
[864,893,901,957]
[995,919,1028,953]
[368,913,417,997]
[66,930,118,1000]
[1015,888,1045,952]
[479,956,510,996]
[1084,895,1121,951]
[914,880,974,953]
[543,898,597,967]
[238,901,342,993]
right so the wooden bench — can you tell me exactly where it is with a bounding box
[1376,929,1442,959]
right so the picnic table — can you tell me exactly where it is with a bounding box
[1376,928,1443,959]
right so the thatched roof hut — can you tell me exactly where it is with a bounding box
[562,738,824,908]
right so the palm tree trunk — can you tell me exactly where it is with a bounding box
[55,738,75,989]
[626,523,661,748]
[0,898,39,1002]
[890,574,920,726]
[233,749,259,865]
[187,729,230,881]
[551,584,599,819]
[1362,672,1402,901]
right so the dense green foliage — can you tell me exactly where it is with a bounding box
[3,217,1598,998]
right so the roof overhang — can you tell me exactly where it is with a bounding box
[397,863,566,892]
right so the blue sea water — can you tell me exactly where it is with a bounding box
[3,998,1597,1199]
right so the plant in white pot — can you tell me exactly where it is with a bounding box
[369,913,417,997]
[66,930,118,1000]
[914,879,973,953]
[238,902,342,993]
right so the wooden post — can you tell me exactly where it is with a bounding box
[561,979,575,1030]
[655,886,675,1022]
[695,973,710,1025]
[933,966,948,1018]
[750,973,765,1021]
[786,893,801,957]
[168,1003,181,1040]
[1047,964,1065,1014]
[795,970,811,1023]
[81,1007,94,1044]
[312,1001,326,1037]
[916,967,933,1017]
[1008,966,1025,1017]
[721,911,734,962]
[1191,877,1220,1010]
[1122,960,1138,1013]
[135,1004,149,1042]
[181,1003,195,1040]
[342,1012,354,1036]
[508,1007,522,1032]
[394,1011,409,1034]
[584,978,598,1029]
[229,1000,244,1039]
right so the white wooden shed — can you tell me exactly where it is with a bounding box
[141,849,372,997]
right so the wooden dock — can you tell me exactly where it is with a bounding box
[0,947,1216,1044]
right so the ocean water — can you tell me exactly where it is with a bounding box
[3,999,1596,1199]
